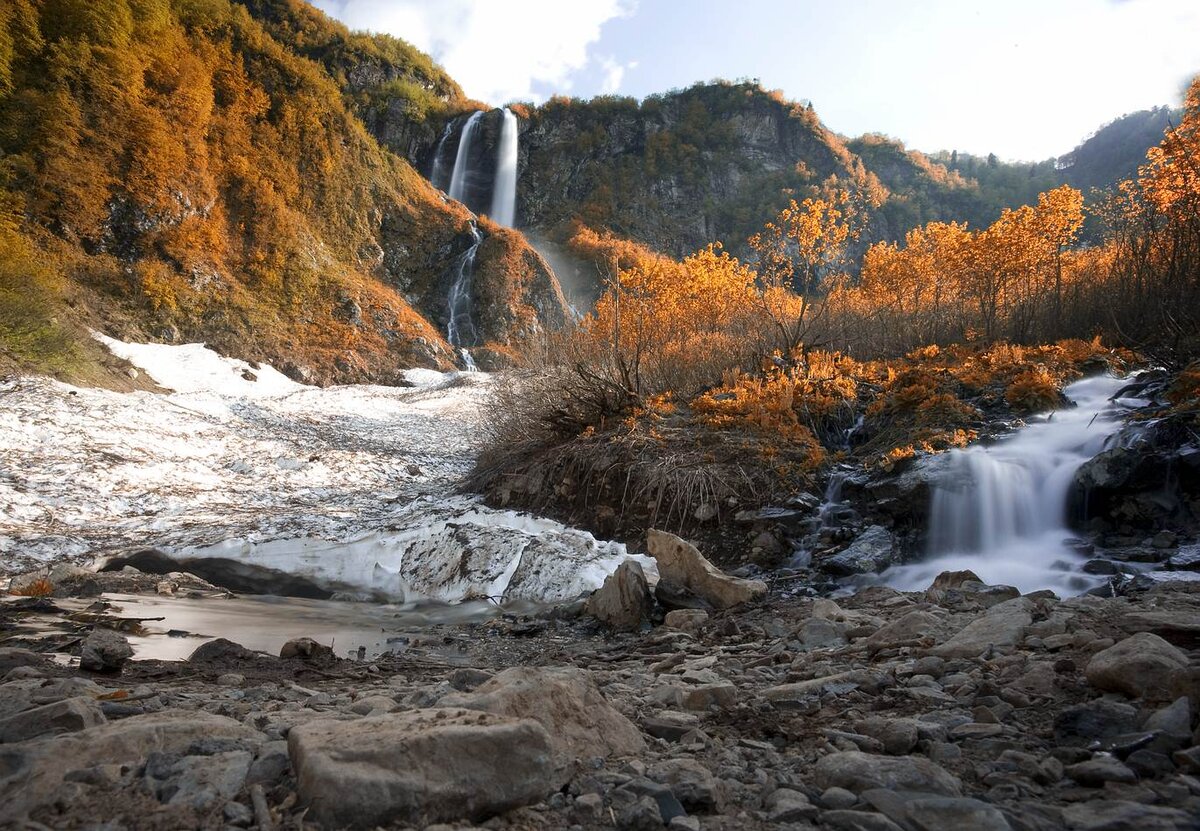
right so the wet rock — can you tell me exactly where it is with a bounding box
[821,525,896,576]
[289,708,557,828]
[439,666,645,766]
[1085,632,1189,701]
[932,597,1034,658]
[813,751,961,795]
[0,697,105,743]
[646,529,766,609]
[585,560,653,632]
[279,637,334,661]
[80,628,133,672]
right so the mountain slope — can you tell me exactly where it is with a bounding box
[0,0,567,382]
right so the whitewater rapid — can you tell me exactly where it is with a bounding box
[0,335,652,602]
[878,374,1140,595]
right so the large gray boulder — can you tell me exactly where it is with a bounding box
[646,529,766,610]
[439,666,645,767]
[1085,632,1190,701]
[288,708,557,828]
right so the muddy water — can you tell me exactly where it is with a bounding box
[9,592,540,663]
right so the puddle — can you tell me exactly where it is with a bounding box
[2,592,543,663]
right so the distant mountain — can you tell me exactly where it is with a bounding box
[1058,106,1181,192]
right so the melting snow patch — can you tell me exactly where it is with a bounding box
[2,337,646,601]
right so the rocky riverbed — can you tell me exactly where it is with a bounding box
[2,539,1199,831]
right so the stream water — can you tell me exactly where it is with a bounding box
[878,374,1140,595]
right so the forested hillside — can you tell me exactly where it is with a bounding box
[0,0,567,383]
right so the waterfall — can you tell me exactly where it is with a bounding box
[879,375,1135,595]
[429,119,457,191]
[447,111,483,204]
[490,108,518,227]
[446,225,481,371]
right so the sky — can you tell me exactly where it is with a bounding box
[312,0,1200,161]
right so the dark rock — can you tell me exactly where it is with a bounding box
[188,638,269,664]
[1065,756,1138,786]
[1054,699,1139,746]
[279,637,335,661]
[0,697,105,743]
[820,525,896,576]
[80,628,133,673]
[813,751,961,796]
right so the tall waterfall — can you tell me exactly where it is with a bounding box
[447,111,483,203]
[429,119,457,191]
[880,375,1134,595]
[446,225,481,371]
[490,108,518,227]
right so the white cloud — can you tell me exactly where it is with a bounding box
[312,0,635,104]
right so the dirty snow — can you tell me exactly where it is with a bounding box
[0,337,650,601]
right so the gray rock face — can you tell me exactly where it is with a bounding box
[1085,632,1189,701]
[821,525,896,576]
[438,666,645,766]
[80,628,133,672]
[813,751,961,796]
[288,708,557,828]
[646,529,766,610]
[932,596,1034,658]
[0,697,105,743]
[585,560,653,631]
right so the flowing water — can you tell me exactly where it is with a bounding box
[446,225,481,366]
[490,108,518,226]
[879,374,1139,595]
[447,111,483,203]
[429,119,457,191]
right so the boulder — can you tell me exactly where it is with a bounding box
[79,628,133,672]
[904,796,1012,831]
[0,711,259,824]
[585,560,653,631]
[288,708,557,828]
[814,751,961,796]
[663,609,709,633]
[0,648,52,676]
[0,697,105,743]
[439,666,645,766]
[820,526,896,576]
[932,597,1033,659]
[1085,632,1189,701]
[280,637,335,661]
[646,530,766,610]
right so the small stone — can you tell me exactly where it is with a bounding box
[820,786,859,809]
[617,795,662,831]
[663,609,709,633]
[904,796,1013,831]
[765,787,817,822]
[216,673,245,687]
[573,792,604,822]
[223,800,253,826]
[448,667,494,691]
[814,751,961,796]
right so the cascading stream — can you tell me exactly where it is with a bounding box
[447,111,483,203]
[879,374,1139,595]
[446,225,481,370]
[490,108,518,227]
